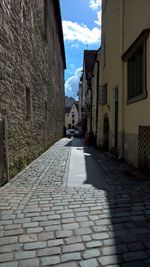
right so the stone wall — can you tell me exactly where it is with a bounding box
[0,0,65,178]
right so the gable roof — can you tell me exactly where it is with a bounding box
[83,50,97,80]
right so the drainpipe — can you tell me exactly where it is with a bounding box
[120,0,125,158]
[96,59,100,137]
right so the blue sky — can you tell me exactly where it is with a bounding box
[60,0,102,99]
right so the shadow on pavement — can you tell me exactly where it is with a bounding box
[66,138,150,266]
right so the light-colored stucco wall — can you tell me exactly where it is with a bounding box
[98,0,150,168]
[123,0,150,166]
[97,0,123,154]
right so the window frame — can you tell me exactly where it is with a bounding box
[122,29,149,105]
[25,87,31,120]
[127,43,146,104]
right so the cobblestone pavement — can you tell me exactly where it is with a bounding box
[0,138,150,266]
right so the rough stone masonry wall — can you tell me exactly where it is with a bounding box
[0,0,65,178]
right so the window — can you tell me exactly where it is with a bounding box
[99,84,107,105]
[72,114,75,119]
[44,0,48,41]
[122,29,149,104]
[25,87,31,120]
[72,120,75,124]
[127,45,144,101]
[45,100,47,120]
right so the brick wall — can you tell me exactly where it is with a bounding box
[0,0,65,177]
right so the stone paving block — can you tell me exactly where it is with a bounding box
[24,241,46,250]
[14,218,31,224]
[15,251,36,260]
[56,230,73,238]
[92,226,109,232]
[81,235,92,242]
[92,233,109,240]
[40,220,60,226]
[48,215,61,220]
[62,218,75,224]
[75,212,89,217]
[0,220,13,226]
[61,252,81,262]
[19,234,37,243]
[83,249,101,259]
[86,241,102,248]
[48,239,64,247]
[1,215,16,221]
[127,242,145,251]
[63,243,85,253]
[65,236,82,244]
[45,225,62,231]
[24,212,40,218]
[54,263,78,267]
[101,245,118,255]
[41,256,60,266]
[0,236,18,246]
[62,223,79,230]
[27,227,43,234]
[123,262,146,267]
[18,258,39,267]
[80,258,98,267]
[0,252,13,262]
[37,247,61,256]
[32,216,48,222]
[95,219,111,226]
[37,232,54,241]
[74,227,92,236]
[99,255,122,266]
[75,216,88,222]
[4,229,24,236]
[61,213,75,219]
[23,222,39,228]
[0,243,22,253]
[4,224,22,230]
[122,251,148,262]
[0,262,18,267]
[80,221,95,227]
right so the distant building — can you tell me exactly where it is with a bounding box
[0,0,66,185]
[65,102,79,130]
[79,50,97,136]
[65,96,75,108]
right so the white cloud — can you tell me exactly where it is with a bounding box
[62,20,100,45]
[71,43,80,48]
[95,10,102,26]
[89,0,102,27]
[65,67,82,97]
[89,0,101,10]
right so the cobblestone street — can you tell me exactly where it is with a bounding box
[0,138,150,267]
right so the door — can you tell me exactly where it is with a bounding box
[0,114,9,186]
[103,115,109,151]
[114,88,118,148]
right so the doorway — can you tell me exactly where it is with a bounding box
[114,88,118,148]
[0,114,9,186]
[103,114,109,151]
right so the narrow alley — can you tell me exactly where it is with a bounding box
[0,138,150,267]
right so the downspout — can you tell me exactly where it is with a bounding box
[90,80,92,133]
[120,0,125,158]
[96,59,100,144]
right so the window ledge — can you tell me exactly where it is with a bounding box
[127,91,147,105]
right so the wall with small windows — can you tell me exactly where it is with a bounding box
[123,1,150,167]
[99,0,150,170]
[0,0,65,178]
